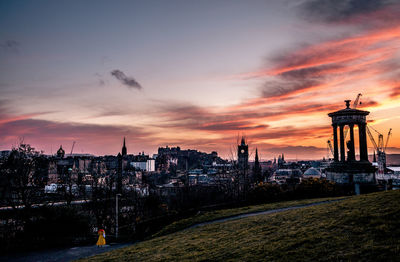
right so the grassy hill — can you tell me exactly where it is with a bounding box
[80,190,400,261]
[152,196,345,238]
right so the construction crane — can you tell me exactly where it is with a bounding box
[70,141,76,156]
[366,126,378,151]
[366,125,392,178]
[366,125,385,177]
[385,128,392,151]
[353,93,362,108]
[369,125,384,152]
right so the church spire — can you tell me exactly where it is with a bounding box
[255,148,259,163]
[253,148,262,183]
[122,137,127,156]
[241,136,246,145]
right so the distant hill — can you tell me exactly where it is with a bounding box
[386,154,400,165]
[369,154,400,165]
[80,190,400,261]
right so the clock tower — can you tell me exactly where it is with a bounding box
[238,137,248,171]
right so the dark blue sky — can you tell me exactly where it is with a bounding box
[1,0,400,159]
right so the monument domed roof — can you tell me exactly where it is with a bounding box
[303,167,321,177]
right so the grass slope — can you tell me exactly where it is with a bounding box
[80,191,400,261]
[153,196,345,237]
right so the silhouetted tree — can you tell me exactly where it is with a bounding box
[0,143,47,211]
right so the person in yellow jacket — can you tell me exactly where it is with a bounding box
[96,229,106,247]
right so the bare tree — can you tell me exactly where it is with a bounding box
[0,143,47,211]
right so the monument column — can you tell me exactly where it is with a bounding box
[359,123,368,161]
[340,124,345,162]
[332,124,339,162]
[349,124,356,161]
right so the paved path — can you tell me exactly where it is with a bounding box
[1,198,344,262]
[187,198,345,230]
[0,243,132,262]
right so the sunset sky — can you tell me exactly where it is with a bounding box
[1,0,400,160]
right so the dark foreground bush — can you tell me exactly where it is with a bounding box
[0,206,94,253]
[247,178,355,204]
[247,182,283,203]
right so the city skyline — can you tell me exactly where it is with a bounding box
[1,0,400,159]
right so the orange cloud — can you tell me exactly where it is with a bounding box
[0,113,44,125]
[3,4,400,159]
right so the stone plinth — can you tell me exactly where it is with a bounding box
[326,161,376,184]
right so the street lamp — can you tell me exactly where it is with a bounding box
[116,193,122,240]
